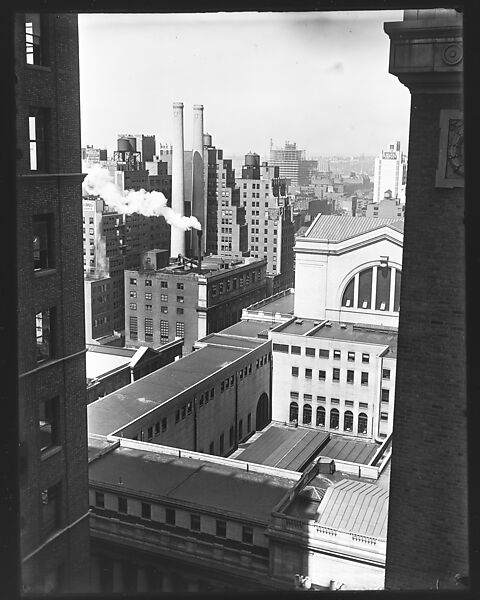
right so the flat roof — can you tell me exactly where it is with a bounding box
[89,445,295,522]
[88,345,250,436]
[197,333,264,350]
[247,291,294,315]
[277,319,398,357]
[320,435,379,465]
[317,479,389,538]
[219,319,278,339]
[86,350,132,380]
[234,425,329,471]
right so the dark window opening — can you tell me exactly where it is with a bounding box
[39,396,59,452]
[33,214,54,270]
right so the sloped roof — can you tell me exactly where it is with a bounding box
[304,215,404,242]
[317,479,389,539]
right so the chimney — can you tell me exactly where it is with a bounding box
[192,105,205,257]
[171,102,185,257]
[197,230,203,274]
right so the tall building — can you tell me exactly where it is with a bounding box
[383,9,467,590]
[269,141,317,187]
[237,154,295,295]
[16,12,90,592]
[372,141,407,203]
[124,251,267,353]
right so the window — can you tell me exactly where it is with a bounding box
[161,281,168,288]
[358,268,373,309]
[319,349,329,358]
[359,402,369,409]
[345,400,354,407]
[161,417,167,432]
[358,413,368,434]
[130,278,137,285]
[317,395,326,403]
[145,304,152,312]
[362,353,370,364]
[129,291,137,298]
[333,368,340,382]
[333,350,341,360]
[305,368,312,379]
[190,514,201,531]
[216,520,227,538]
[25,13,46,65]
[145,292,152,300]
[381,412,389,421]
[347,370,354,384]
[318,370,326,381]
[161,306,168,313]
[330,408,340,430]
[129,302,137,310]
[177,282,184,290]
[41,483,60,537]
[175,409,180,423]
[361,372,369,385]
[181,406,186,419]
[344,411,354,432]
[341,277,354,308]
[247,413,252,432]
[39,397,59,452]
[154,422,160,435]
[147,426,153,440]
[382,368,391,380]
[229,425,234,447]
[291,345,301,355]
[238,419,243,440]
[95,491,104,508]
[187,402,192,415]
[219,433,225,454]
[141,502,151,520]
[33,214,54,270]
[145,279,152,286]
[177,296,184,303]
[118,496,128,514]
[381,388,390,402]
[347,351,355,362]
[305,347,315,357]
[394,270,402,312]
[292,366,299,377]
[242,526,253,544]
[316,406,326,427]
[209,441,215,454]
[272,343,289,353]
[36,308,53,363]
[165,508,175,525]
[376,266,392,311]
[303,404,312,425]
[176,307,184,315]
[176,322,185,338]
[29,109,48,171]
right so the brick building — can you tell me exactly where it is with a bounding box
[125,251,267,353]
[16,12,90,592]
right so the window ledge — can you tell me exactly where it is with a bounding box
[34,268,56,278]
[25,63,51,72]
[40,445,62,462]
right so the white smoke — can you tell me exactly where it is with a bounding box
[82,164,201,232]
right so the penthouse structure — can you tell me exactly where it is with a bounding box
[125,251,267,353]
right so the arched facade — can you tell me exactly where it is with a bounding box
[255,392,270,431]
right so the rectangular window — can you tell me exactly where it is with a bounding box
[345,400,354,407]
[177,296,184,303]
[292,366,299,377]
[291,345,301,355]
[145,292,152,300]
[381,388,390,402]
[145,279,152,286]
[333,350,341,360]
[305,347,315,357]
[129,291,137,298]
[318,370,326,381]
[216,520,227,538]
[181,406,186,419]
[39,396,59,452]
[161,281,168,288]
[130,278,137,285]
[129,316,138,336]
[165,508,175,525]
[305,368,312,379]
[361,372,369,385]
[118,496,127,514]
[175,409,180,423]
[319,349,329,358]
[247,413,251,432]
[303,393,312,401]
[145,304,152,312]
[161,306,168,313]
[141,502,151,520]
[154,422,160,435]
[317,395,326,403]
[29,109,48,171]
[380,412,389,421]
[95,491,104,508]
[229,425,234,447]
[376,266,392,311]
[161,417,167,432]
[382,368,391,380]
[362,353,370,364]
[176,322,185,338]
[147,426,153,440]
[25,13,46,65]
[242,526,253,544]
[160,293,168,302]
[347,351,355,362]
[331,398,340,405]
[358,268,373,309]
[129,302,137,310]
[190,514,201,531]
[238,419,243,440]
[347,370,354,384]
[177,282,184,290]
[333,368,340,382]
[41,483,60,537]
[272,343,289,353]
[359,402,369,409]
[219,433,224,454]
[33,214,54,270]
[290,391,299,399]
[209,441,215,454]
[36,308,53,363]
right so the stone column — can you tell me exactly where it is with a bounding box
[137,566,148,592]
[112,561,123,592]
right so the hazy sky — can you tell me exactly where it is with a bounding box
[78,11,411,160]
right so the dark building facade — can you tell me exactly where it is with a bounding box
[16,13,90,592]
[383,9,468,590]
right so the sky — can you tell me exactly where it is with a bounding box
[78,11,411,161]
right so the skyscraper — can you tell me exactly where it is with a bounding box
[372,141,407,203]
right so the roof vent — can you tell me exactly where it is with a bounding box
[295,319,303,325]
[340,323,347,329]
[325,322,332,327]
[313,322,320,326]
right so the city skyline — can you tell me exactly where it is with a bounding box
[78,10,411,160]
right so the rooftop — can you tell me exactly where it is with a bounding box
[89,444,296,523]
[320,435,379,464]
[303,214,404,242]
[195,333,265,350]
[86,347,134,381]
[88,344,251,436]
[219,319,279,339]
[245,289,294,315]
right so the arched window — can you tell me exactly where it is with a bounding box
[358,412,368,434]
[358,268,373,309]
[330,408,339,430]
[289,402,298,423]
[341,278,354,307]
[316,406,325,427]
[303,404,312,425]
[341,267,402,313]
[344,411,354,432]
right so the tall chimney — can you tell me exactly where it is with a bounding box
[171,101,185,257]
[192,104,205,257]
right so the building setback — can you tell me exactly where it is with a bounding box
[16,12,90,592]
[125,251,267,353]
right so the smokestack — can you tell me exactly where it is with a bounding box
[197,230,203,274]
[192,104,205,256]
[171,102,185,257]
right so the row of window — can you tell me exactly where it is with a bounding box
[290,391,369,409]
[289,403,370,433]
[130,318,184,342]
[273,343,371,363]
[292,366,370,385]
[93,493,254,544]
[210,269,263,297]
[130,278,183,290]
[129,300,184,310]
[341,266,401,313]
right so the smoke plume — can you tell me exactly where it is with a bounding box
[82,164,201,231]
